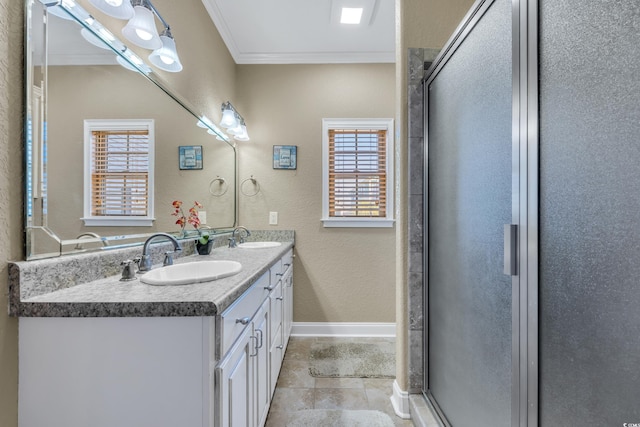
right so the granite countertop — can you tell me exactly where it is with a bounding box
[11,238,293,318]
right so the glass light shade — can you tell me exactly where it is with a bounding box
[227,122,243,136]
[88,0,134,19]
[220,108,239,129]
[148,34,183,72]
[80,28,113,50]
[234,125,250,141]
[122,5,162,50]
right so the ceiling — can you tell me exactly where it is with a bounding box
[201,0,396,64]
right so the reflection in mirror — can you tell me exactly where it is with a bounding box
[25,0,237,260]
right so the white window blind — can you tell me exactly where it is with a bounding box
[91,129,149,216]
[322,118,394,228]
[83,119,154,227]
[328,129,387,217]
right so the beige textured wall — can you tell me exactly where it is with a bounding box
[0,0,24,425]
[236,64,396,323]
[394,0,475,392]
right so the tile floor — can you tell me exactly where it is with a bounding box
[265,336,414,426]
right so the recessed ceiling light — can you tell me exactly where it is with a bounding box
[340,7,363,24]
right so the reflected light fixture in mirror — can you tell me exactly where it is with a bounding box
[122,0,162,49]
[196,116,230,142]
[88,0,134,20]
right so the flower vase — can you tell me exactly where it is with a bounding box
[196,239,213,255]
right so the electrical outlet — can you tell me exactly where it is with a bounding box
[199,211,207,225]
[269,211,278,225]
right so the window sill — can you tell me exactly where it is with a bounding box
[82,217,155,227]
[321,218,395,228]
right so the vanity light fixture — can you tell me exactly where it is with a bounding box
[122,0,162,49]
[219,102,250,141]
[220,102,239,129]
[88,0,134,20]
[148,27,183,72]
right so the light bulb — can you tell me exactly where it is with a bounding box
[135,28,153,41]
[160,55,174,65]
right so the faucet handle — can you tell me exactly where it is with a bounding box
[119,259,138,281]
[228,237,237,248]
[163,251,175,266]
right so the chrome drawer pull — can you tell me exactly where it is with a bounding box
[264,285,274,291]
[236,317,250,325]
[276,297,284,301]
[250,336,259,357]
[276,345,284,350]
[256,329,264,349]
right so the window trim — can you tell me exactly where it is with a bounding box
[321,118,395,228]
[82,119,155,227]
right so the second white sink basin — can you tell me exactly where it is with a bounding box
[140,260,242,286]
[238,241,282,249]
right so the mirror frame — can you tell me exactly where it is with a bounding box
[23,0,238,260]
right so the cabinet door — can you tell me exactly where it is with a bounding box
[269,324,284,397]
[269,279,283,348]
[282,267,293,346]
[254,300,270,427]
[216,325,255,427]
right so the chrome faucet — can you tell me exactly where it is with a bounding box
[229,226,251,248]
[138,233,182,273]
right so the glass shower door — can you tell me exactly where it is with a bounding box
[425,0,513,425]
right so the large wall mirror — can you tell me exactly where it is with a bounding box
[25,0,237,260]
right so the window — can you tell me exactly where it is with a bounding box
[83,119,155,226]
[322,118,394,227]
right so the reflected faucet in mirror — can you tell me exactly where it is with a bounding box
[74,232,108,250]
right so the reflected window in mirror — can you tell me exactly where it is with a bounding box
[83,119,155,227]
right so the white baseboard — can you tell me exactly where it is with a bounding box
[291,322,396,337]
[390,380,411,419]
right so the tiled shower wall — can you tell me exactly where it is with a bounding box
[407,47,440,393]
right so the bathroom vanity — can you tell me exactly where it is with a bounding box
[9,233,294,427]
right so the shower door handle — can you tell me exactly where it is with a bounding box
[504,224,518,276]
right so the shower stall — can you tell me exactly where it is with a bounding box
[421,0,640,425]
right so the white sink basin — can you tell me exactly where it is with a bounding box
[140,260,242,286]
[237,241,282,249]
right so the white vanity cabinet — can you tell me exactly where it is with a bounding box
[16,247,294,427]
[215,248,293,427]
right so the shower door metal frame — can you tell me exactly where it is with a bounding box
[421,0,540,425]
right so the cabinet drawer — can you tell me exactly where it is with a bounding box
[219,273,270,357]
[281,249,293,273]
[269,258,282,286]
